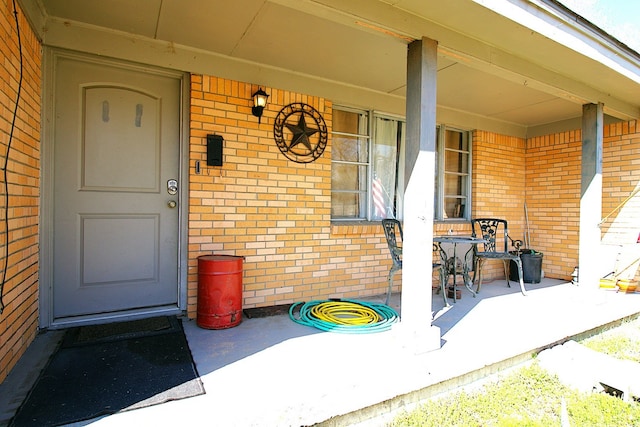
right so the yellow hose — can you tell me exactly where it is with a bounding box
[309,301,381,325]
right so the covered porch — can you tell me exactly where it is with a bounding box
[2,0,640,400]
[2,279,638,425]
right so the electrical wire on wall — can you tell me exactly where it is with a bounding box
[0,0,24,314]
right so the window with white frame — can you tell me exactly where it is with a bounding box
[436,126,471,220]
[331,107,370,219]
[330,106,470,222]
[331,107,405,220]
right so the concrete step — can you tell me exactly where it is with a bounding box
[537,340,640,402]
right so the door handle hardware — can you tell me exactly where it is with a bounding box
[167,179,178,195]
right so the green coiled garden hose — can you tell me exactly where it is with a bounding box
[288,299,399,333]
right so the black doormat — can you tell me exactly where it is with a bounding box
[243,303,293,319]
[65,315,176,346]
[10,316,205,427]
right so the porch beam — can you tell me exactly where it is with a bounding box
[437,45,639,122]
[401,37,440,352]
[275,0,640,120]
[579,103,603,289]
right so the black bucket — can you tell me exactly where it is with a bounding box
[509,249,543,284]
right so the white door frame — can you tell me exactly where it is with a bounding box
[39,48,190,329]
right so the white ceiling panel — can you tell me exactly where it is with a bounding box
[42,0,162,38]
[231,2,408,93]
[34,0,640,135]
[494,97,581,126]
[155,0,265,55]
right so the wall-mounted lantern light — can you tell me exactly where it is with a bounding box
[252,88,269,123]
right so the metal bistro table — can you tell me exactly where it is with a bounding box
[433,235,487,303]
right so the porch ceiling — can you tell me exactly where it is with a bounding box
[29,0,640,137]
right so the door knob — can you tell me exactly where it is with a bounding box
[168,200,177,208]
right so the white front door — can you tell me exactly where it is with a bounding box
[50,53,182,321]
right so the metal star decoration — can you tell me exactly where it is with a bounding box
[285,113,318,152]
[273,103,328,163]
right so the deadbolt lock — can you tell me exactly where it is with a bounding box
[167,179,178,195]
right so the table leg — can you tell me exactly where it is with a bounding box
[436,243,453,304]
[462,246,477,297]
[451,243,458,302]
[444,242,461,303]
[446,243,477,300]
[435,243,450,307]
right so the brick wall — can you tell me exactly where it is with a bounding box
[524,122,640,282]
[445,124,640,285]
[601,121,640,281]
[474,125,640,283]
[602,121,640,244]
[0,0,41,383]
[187,76,640,315]
[187,76,567,315]
[187,75,392,316]
[471,130,527,280]
[525,131,582,281]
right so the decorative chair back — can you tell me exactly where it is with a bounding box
[380,218,449,305]
[471,218,509,254]
[470,217,527,296]
[382,218,402,267]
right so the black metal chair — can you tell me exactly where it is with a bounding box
[471,218,527,296]
[381,219,448,305]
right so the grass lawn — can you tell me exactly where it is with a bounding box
[391,316,640,427]
[581,316,640,364]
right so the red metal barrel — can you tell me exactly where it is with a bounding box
[197,255,244,329]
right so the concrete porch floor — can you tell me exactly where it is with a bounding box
[2,278,639,426]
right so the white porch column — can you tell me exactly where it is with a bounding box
[398,37,440,352]
[579,103,603,289]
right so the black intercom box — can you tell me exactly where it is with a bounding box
[206,134,223,166]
